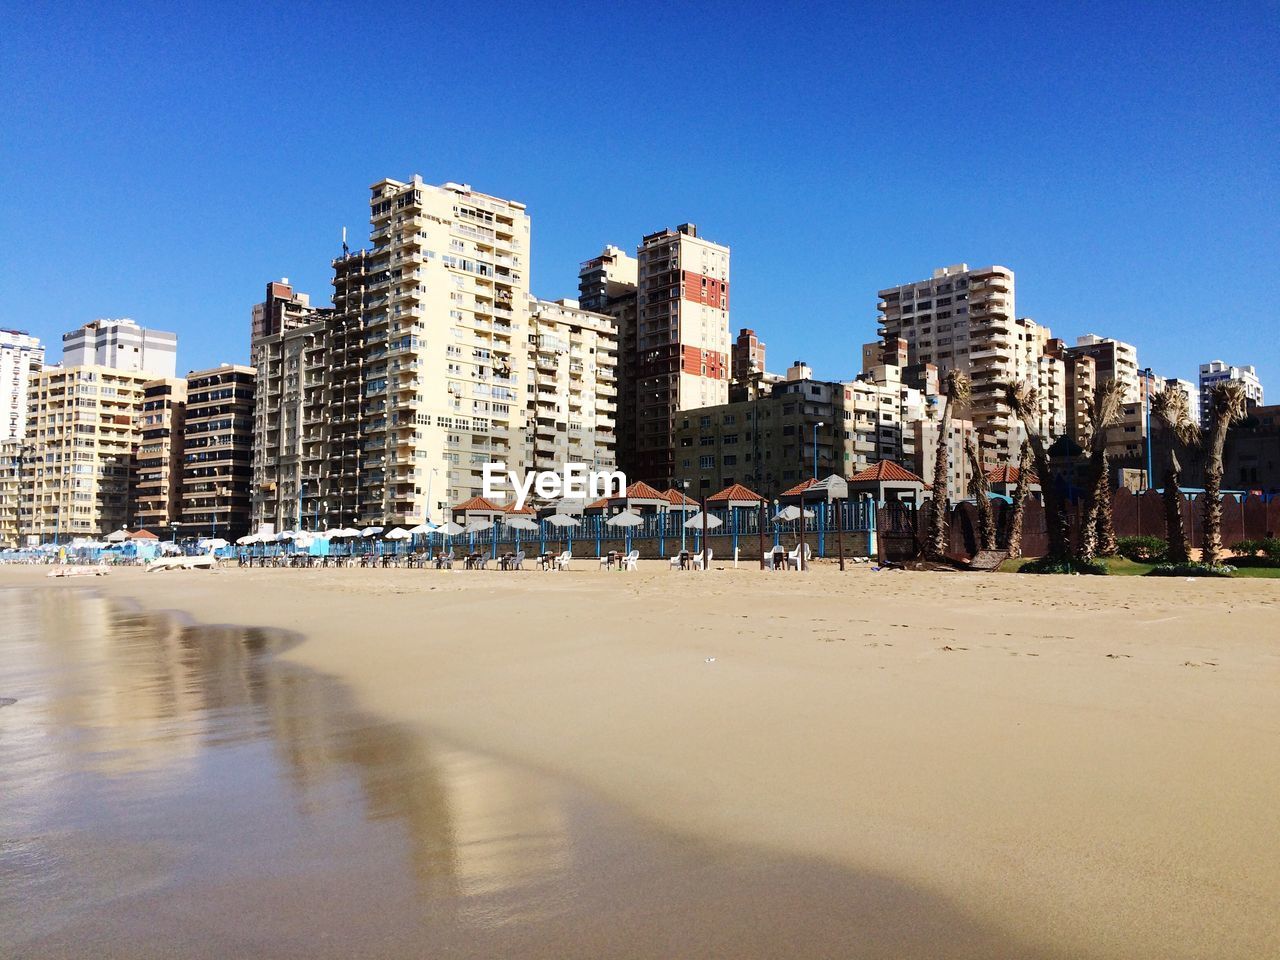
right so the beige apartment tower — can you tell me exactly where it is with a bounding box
[526,297,618,475]
[25,365,151,541]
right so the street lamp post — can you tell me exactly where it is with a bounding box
[813,422,825,557]
[679,479,690,555]
[813,421,824,480]
[1141,368,1155,492]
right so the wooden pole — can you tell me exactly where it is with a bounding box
[701,496,709,571]
[836,497,845,571]
[758,501,766,569]
[800,493,807,572]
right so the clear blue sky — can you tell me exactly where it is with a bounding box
[2,2,1277,390]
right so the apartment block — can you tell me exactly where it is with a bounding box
[1199,361,1264,427]
[732,328,766,382]
[631,224,731,486]
[671,361,925,499]
[579,244,639,481]
[912,415,980,503]
[354,176,532,524]
[322,250,372,527]
[249,280,329,532]
[25,365,151,541]
[1,439,30,546]
[1067,335,1140,402]
[131,378,186,533]
[63,318,177,379]
[878,264,1048,464]
[526,297,618,476]
[182,364,255,539]
[1,329,44,441]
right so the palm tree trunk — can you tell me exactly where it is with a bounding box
[1006,442,1032,559]
[1094,450,1117,557]
[1021,425,1070,561]
[1203,463,1224,567]
[965,439,996,551]
[925,397,952,559]
[1162,450,1189,563]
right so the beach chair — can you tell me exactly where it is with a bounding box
[691,547,713,571]
[622,550,639,571]
[668,553,683,569]
[555,550,571,571]
[763,547,785,570]
[786,544,812,570]
[511,551,525,570]
[475,555,489,570]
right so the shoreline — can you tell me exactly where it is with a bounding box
[4,564,1278,958]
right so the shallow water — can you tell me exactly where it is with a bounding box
[0,586,1054,959]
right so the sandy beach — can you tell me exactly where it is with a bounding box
[4,561,1278,958]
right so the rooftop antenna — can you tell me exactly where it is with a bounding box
[341,226,349,255]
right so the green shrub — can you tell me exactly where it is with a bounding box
[1020,556,1109,575]
[1147,563,1235,578]
[1228,555,1280,569]
[1233,537,1280,559]
[1116,536,1168,563]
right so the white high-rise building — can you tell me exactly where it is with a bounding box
[1,329,44,441]
[62,318,178,378]
[1199,361,1264,426]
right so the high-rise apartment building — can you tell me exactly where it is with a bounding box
[878,264,1051,465]
[1,439,33,546]
[631,224,731,486]
[351,176,533,523]
[1067,335,1140,402]
[25,365,151,540]
[322,250,372,527]
[63,319,177,378]
[182,364,255,539]
[131,378,187,533]
[732,328,766,381]
[249,281,329,532]
[579,244,639,481]
[526,297,618,476]
[1199,361,1264,427]
[1,329,44,442]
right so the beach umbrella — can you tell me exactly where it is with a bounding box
[236,533,258,545]
[505,516,539,531]
[384,527,412,540]
[407,522,437,535]
[440,521,465,536]
[359,526,383,538]
[772,505,814,522]
[684,512,723,529]
[200,538,229,551]
[606,510,643,553]
[544,513,578,555]
[463,519,493,533]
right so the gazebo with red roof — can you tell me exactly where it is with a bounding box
[777,477,818,505]
[985,464,1040,498]
[599,480,668,516]
[128,529,159,540]
[660,487,699,512]
[847,461,926,505]
[707,483,767,510]
[450,496,503,523]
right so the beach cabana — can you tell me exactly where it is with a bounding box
[706,483,767,557]
[986,465,1041,500]
[848,461,926,506]
[777,478,818,506]
[450,496,503,525]
[601,481,667,517]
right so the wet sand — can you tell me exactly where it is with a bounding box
[2,563,1278,958]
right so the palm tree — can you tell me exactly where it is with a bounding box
[1004,380,1070,561]
[1202,380,1248,567]
[1006,441,1033,559]
[1150,383,1200,563]
[964,437,997,551]
[1079,380,1125,562]
[925,370,971,559]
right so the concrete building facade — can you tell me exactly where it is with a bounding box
[1199,361,1264,427]
[131,377,187,534]
[63,319,177,379]
[25,365,151,541]
[182,364,255,539]
[631,224,731,487]
[1,329,44,442]
[526,297,618,477]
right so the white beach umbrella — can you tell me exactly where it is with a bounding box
[359,526,384,538]
[545,514,580,528]
[159,542,183,555]
[407,522,437,535]
[505,516,539,531]
[463,519,493,534]
[332,527,361,538]
[440,521,465,536]
[772,505,814,522]
[606,511,644,527]
[684,512,723,529]
[384,527,412,540]
[236,534,258,545]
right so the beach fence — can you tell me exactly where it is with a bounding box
[944,489,1280,561]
